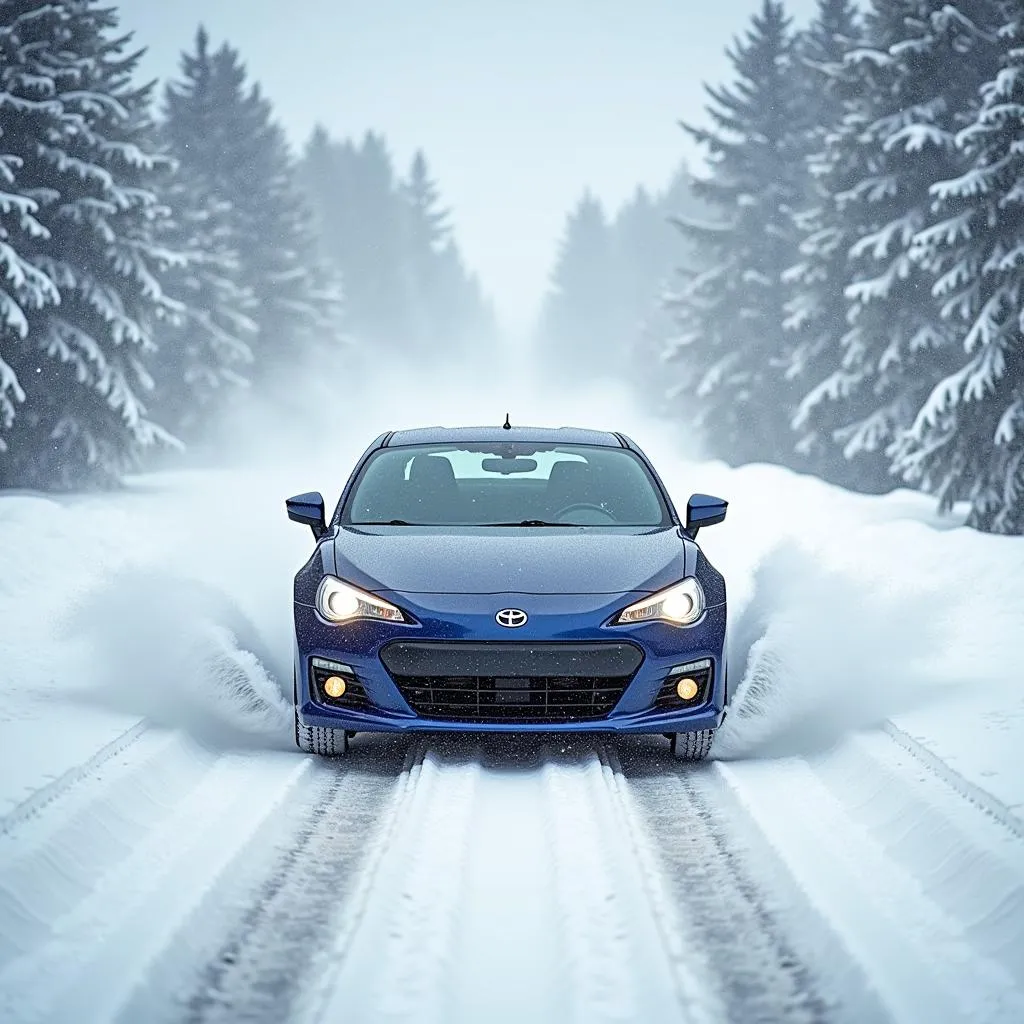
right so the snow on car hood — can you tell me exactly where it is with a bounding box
[331,525,689,595]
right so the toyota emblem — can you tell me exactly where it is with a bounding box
[496,608,528,628]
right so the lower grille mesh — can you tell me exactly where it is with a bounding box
[391,674,632,723]
[381,641,644,724]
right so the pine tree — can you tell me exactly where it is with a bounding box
[893,5,1024,532]
[1,31,58,452]
[307,130,411,346]
[540,192,617,371]
[796,0,861,105]
[793,0,1003,488]
[163,29,340,387]
[402,151,451,255]
[299,125,347,268]
[150,27,256,437]
[150,174,256,437]
[656,165,705,275]
[539,165,704,388]
[665,0,809,465]
[430,238,493,349]
[615,170,704,396]
[782,0,871,486]
[349,132,414,345]
[400,150,451,349]
[0,0,178,488]
[301,130,491,352]
[611,187,666,348]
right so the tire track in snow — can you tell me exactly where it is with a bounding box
[595,742,727,1024]
[20,726,1012,1024]
[616,738,877,1024]
[541,754,639,1023]
[309,737,701,1024]
[800,730,1024,993]
[370,748,479,1022]
[443,739,562,1023]
[0,729,216,976]
[115,736,419,1024]
[0,720,147,838]
[308,740,480,1024]
[540,747,696,1024]
[0,740,313,1024]
[882,721,1024,841]
[291,737,431,1023]
[716,751,1024,1024]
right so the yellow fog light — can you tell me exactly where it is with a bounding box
[676,677,699,701]
[324,676,347,698]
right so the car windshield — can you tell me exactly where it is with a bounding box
[342,443,670,527]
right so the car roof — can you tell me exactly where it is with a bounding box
[383,425,626,448]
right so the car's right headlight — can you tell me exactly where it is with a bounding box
[614,577,705,626]
[316,575,405,624]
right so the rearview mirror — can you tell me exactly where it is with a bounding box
[481,457,538,474]
[286,491,326,539]
[685,493,727,538]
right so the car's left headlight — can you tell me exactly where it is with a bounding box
[615,577,705,626]
[316,575,406,624]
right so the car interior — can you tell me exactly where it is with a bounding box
[347,448,667,526]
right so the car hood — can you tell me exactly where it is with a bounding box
[332,526,689,595]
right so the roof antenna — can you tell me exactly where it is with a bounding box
[502,413,512,430]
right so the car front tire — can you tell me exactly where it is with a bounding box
[670,728,715,761]
[295,719,350,756]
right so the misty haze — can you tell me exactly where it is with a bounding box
[1,2,1023,1023]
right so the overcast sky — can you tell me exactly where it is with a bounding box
[119,0,818,336]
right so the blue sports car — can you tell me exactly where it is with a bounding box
[286,424,729,761]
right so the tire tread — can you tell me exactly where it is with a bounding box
[673,728,716,761]
[295,721,349,757]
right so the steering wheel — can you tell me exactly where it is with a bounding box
[554,502,617,523]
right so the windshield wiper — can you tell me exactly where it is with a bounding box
[482,519,568,527]
[358,519,573,527]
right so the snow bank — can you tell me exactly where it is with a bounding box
[0,731,218,966]
[685,461,1024,816]
[0,734,311,1021]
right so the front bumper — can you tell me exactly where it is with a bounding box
[294,590,727,734]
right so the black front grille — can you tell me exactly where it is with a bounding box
[380,642,644,724]
[390,674,635,722]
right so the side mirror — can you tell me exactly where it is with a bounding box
[286,491,327,539]
[685,493,727,538]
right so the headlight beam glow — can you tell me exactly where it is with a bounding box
[316,576,406,624]
[615,577,706,627]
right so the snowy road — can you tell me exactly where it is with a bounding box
[1,726,1021,1024]
[2,382,1024,1023]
